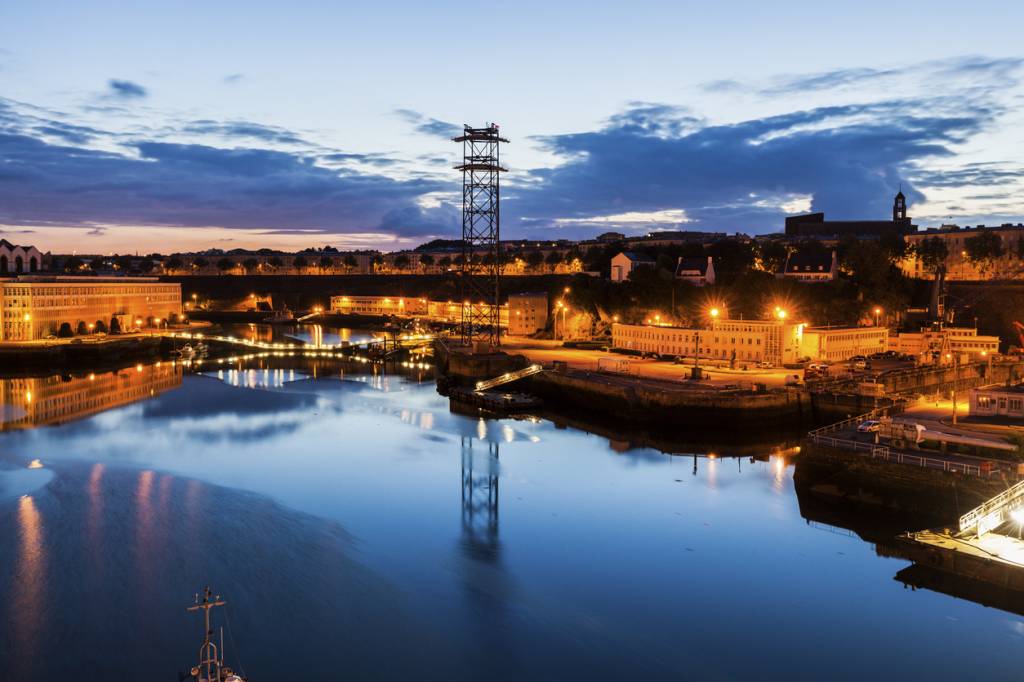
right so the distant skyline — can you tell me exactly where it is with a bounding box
[1,1,1023,253]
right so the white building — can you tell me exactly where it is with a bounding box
[779,249,838,283]
[888,325,999,363]
[0,240,43,274]
[674,256,715,286]
[612,319,805,366]
[799,326,888,362]
[969,385,1024,419]
[610,252,655,282]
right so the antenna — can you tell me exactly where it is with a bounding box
[187,587,227,681]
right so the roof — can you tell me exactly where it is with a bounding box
[616,251,655,263]
[675,256,710,276]
[784,249,834,273]
[975,384,1024,395]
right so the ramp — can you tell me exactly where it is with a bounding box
[474,364,543,392]
[959,478,1024,537]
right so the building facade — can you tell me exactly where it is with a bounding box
[799,326,888,362]
[888,325,1000,362]
[784,191,914,237]
[610,252,655,282]
[508,292,549,335]
[0,276,182,342]
[779,249,838,283]
[674,256,715,286]
[330,295,510,328]
[900,224,1024,281]
[0,240,44,274]
[612,319,805,366]
[969,385,1024,420]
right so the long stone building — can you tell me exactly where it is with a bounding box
[0,276,182,341]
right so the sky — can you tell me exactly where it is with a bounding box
[1,0,1023,254]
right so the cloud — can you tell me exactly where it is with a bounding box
[106,79,148,99]
[182,119,306,145]
[505,97,1008,236]
[394,109,461,139]
[223,73,244,84]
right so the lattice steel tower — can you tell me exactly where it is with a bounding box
[454,124,508,346]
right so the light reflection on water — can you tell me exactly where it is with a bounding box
[0,359,1021,680]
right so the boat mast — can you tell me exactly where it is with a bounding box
[187,587,226,681]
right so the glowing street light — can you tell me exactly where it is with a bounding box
[709,307,720,319]
[776,309,787,320]
[873,306,882,327]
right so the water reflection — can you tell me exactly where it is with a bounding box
[0,363,182,430]
[12,494,45,670]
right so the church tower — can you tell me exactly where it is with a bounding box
[893,188,907,223]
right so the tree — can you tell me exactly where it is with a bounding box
[371,254,384,271]
[965,231,1004,275]
[63,256,85,273]
[216,258,235,273]
[708,239,755,282]
[319,255,334,272]
[439,256,452,269]
[293,255,308,271]
[525,251,544,271]
[243,257,260,273]
[757,240,788,274]
[343,254,359,272]
[58,322,73,338]
[915,237,949,278]
[545,251,563,271]
[137,258,155,273]
[165,257,183,272]
[418,254,434,269]
[115,255,134,272]
[394,254,411,271]
[194,257,209,269]
[268,256,284,269]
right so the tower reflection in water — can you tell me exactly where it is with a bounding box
[460,436,500,562]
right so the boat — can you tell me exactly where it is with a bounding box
[185,587,246,681]
[262,306,296,324]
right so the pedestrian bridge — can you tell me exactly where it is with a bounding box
[959,478,1024,538]
[475,364,543,392]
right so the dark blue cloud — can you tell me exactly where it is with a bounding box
[107,79,148,99]
[506,98,1005,235]
[394,109,461,139]
[0,131,456,237]
[223,73,244,84]
[182,119,305,145]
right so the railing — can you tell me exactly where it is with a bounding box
[807,400,908,439]
[474,364,544,392]
[958,478,1024,536]
[808,433,985,476]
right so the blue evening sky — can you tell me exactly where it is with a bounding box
[1,0,1022,253]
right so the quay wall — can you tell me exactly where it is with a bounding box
[0,336,166,375]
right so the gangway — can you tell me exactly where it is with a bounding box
[296,311,322,322]
[959,478,1024,538]
[474,364,543,392]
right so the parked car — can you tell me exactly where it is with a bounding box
[850,355,867,362]
[757,361,773,369]
[857,420,881,433]
[852,360,867,370]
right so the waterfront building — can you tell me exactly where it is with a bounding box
[969,384,1024,420]
[888,325,1000,362]
[0,362,182,430]
[799,326,888,362]
[674,256,715,286]
[779,248,838,283]
[0,240,44,274]
[508,292,549,335]
[900,223,1024,281]
[610,252,655,282]
[612,319,805,366]
[784,191,915,238]
[330,294,510,327]
[0,276,182,342]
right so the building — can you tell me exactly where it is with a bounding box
[0,240,44,274]
[674,256,715,286]
[784,191,915,238]
[969,384,1024,420]
[330,295,510,328]
[779,249,838,283]
[799,326,888,362]
[0,276,182,342]
[0,363,182,430]
[612,318,805,366]
[900,224,1024,281]
[508,292,548,335]
[888,325,1000,362]
[610,252,656,282]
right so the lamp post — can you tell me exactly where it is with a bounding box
[873,306,882,327]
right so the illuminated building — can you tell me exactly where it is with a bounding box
[330,295,510,327]
[969,385,1024,419]
[612,319,805,366]
[0,276,182,341]
[0,240,44,274]
[0,363,182,430]
[889,325,999,362]
[507,292,548,335]
[799,326,888,362]
[610,252,655,282]
[901,223,1024,281]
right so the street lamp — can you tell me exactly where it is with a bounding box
[776,309,787,320]
[873,306,882,327]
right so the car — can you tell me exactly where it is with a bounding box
[852,360,867,370]
[850,355,867,362]
[869,352,887,359]
[757,361,773,369]
[857,420,881,433]
[45,334,57,340]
